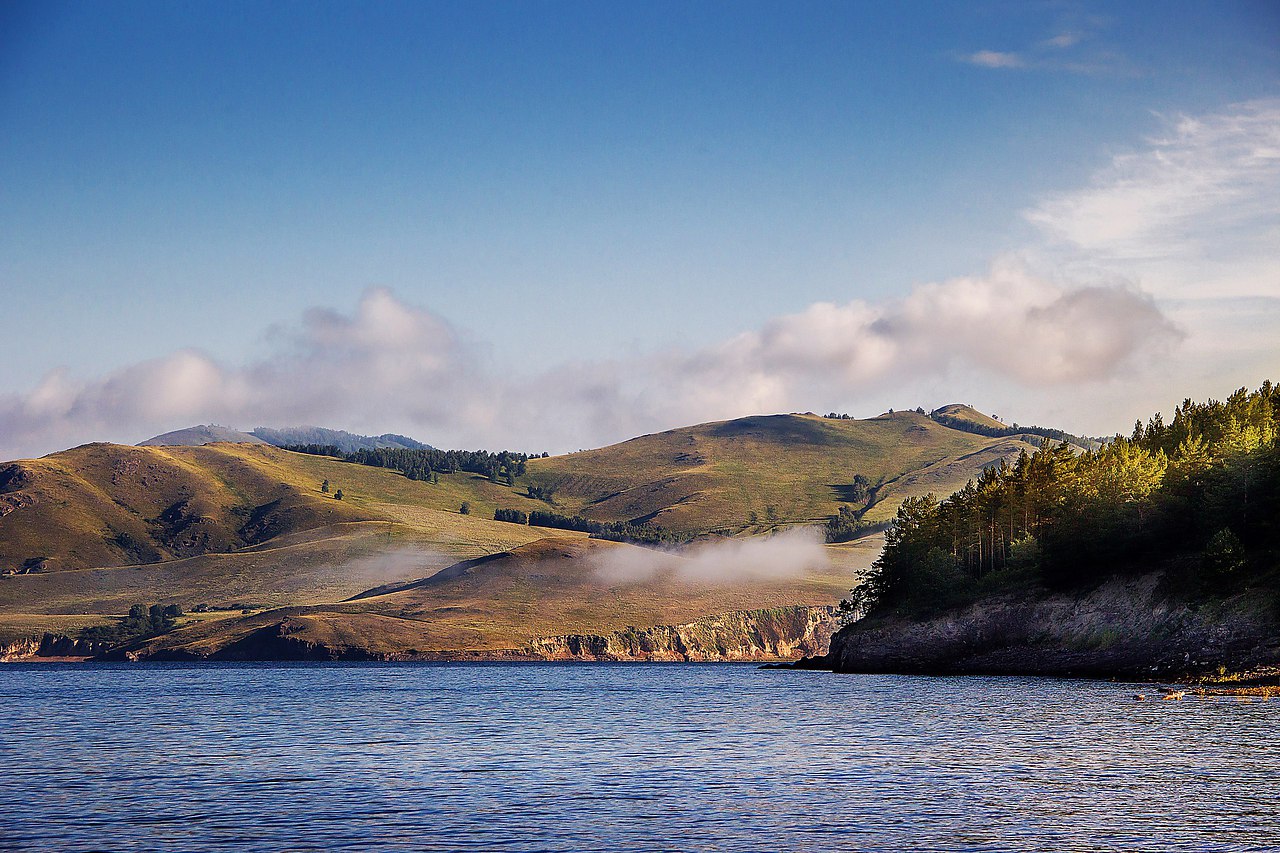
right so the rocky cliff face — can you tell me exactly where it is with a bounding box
[524,605,840,662]
[111,605,841,662]
[1,633,109,661]
[819,573,1280,680]
[115,620,388,662]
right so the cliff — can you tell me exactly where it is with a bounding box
[106,605,841,662]
[818,573,1280,680]
[0,633,109,661]
[524,605,839,661]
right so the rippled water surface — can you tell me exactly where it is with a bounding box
[1,663,1277,852]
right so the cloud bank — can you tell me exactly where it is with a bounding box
[0,260,1177,459]
[2,100,1274,460]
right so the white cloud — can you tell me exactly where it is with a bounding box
[0,288,488,458]
[958,22,1128,77]
[1043,32,1082,49]
[962,50,1025,69]
[1025,99,1280,298]
[0,262,1178,459]
[1,101,1274,460]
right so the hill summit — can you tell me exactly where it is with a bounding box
[929,404,1006,431]
[138,425,266,447]
[139,424,432,453]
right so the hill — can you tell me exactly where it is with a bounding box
[929,404,1006,431]
[0,407,1046,660]
[521,410,1040,534]
[138,425,267,446]
[107,536,855,660]
[816,382,1280,681]
[140,424,431,453]
[0,442,556,573]
[929,404,1101,451]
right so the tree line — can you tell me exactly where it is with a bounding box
[79,603,183,646]
[284,445,535,484]
[851,383,1280,616]
[493,507,690,547]
[929,410,1100,450]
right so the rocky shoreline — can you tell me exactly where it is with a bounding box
[800,572,1279,682]
[3,605,841,664]
[0,633,109,662]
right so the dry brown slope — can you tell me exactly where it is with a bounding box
[0,442,366,571]
[121,534,864,659]
[525,411,1039,532]
[930,404,1008,431]
[0,442,560,574]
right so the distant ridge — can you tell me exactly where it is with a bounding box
[928,404,1102,451]
[251,426,432,453]
[139,425,267,447]
[138,424,432,452]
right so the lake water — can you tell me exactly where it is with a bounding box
[1,663,1276,852]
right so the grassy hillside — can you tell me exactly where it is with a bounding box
[0,442,560,573]
[522,411,1039,533]
[0,409,1039,658]
[115,535,864,658]
[138,425,267,446]
[930,404,1007,431]
[0,409,1032,575]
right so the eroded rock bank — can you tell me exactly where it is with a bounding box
[105,605,841,662]
[813,574,1280,680]
[525,606,839,662]
[1,633,109,661]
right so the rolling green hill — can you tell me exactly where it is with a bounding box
[523,410,1040,533]
[112,535,864,659]
[0,407,1043,659]
[0,442,559,573]
[929,404,1007,431]
[138,424,268,446]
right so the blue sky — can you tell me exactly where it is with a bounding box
[2,1,1279,456]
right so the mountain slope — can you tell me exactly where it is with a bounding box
[104,536,852,660]
[139,425,267,446]
[523,411,1040,533]
[930,404,1006,431]
[2,410,1038,574]
[0,442,557,573]
[0,407,1046,660]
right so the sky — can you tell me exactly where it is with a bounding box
[2,0,1278,458]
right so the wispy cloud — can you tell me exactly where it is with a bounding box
[1025,98,1280,298]
[1018,99,1280,430]
[959,19,1127,75]
[1042,32,1082,49]
[960,50,1025,69]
